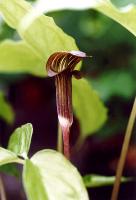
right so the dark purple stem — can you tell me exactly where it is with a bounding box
[62,127,70,159]
[55,72,72,159]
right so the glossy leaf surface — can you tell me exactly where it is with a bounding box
[23,150,89,200]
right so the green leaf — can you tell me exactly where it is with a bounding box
[94,0,136,37]
[30,0,136,37]
[0,40,44,76]
[73,78,107,138]
[0,91,14,124]
[0,147,18,166]
[0,0,107,138]
[23,150,89,200]
[0,0,79,63]
[23,160,48,200]
[8,123,33,159]
[83,174,129,188]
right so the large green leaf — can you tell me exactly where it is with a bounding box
[23,150,89,200]
[0,91,14,124]
[30,0,136,37]
[8,123,33,159]
[83,174,128,188]
[0,147,18,166]
[0,40,44,76]
[23,160,48,200]
[95,0,136,37]
[73,78,107,137]
[0,0,78,62]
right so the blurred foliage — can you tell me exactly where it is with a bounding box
[0,91,14,124]
[0,0,78,63]
[83,174,129,188]
[0,0,107,139]
[111,0,136,7]
[0,2,135,198]
[91,70,136,101]
[0,21,15,41]
[0,163,19,177]
[73,78,107,137]
[0,0,135,138]
[48,9,136,137]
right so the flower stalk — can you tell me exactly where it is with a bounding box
[46,51,87,159]
[111,97,136,200]
[55,72,72,158]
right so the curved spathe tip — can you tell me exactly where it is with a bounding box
[46,50,89,77]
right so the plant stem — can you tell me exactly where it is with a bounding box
[55,73,72,159]
[62,127,70,159]
[0,176,6,200]
[57,122,63,153]
[111,97,136,200]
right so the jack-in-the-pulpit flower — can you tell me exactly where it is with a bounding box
[46,51,87,159]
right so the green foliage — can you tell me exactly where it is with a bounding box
[0,163,19,177]
[0,21,15,41]
[23,150,89,200]
[83,174,128,188]
[0,91,14,124]
[0,123,89,200]
[23,160,49,200]
[0,1,135,199]
[111,0,136,7]
[0,0,107,138]
[8,123,33,159]
[94,0,136,37]
[37,0,136,38]
[91,70,136,101]
[73,78,107,137]
[0,0,78,61]
[0,147,17,165]
[0,40,44,76]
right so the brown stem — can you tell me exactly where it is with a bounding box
[57,122,63,153]
[111,97,136,200]
[55,72,73,159]
[62,126,70,159]
[55,72,73,126]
